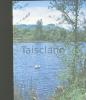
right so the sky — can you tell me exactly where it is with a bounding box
[13,1,86,29]
[13,1,61,25]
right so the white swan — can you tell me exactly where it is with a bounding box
[34,64,40,69]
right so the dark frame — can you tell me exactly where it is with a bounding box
[0,0,13,100]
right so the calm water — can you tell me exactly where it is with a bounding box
[13,42,86,100]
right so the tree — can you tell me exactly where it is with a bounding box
[36,19,43,40]
[49,0,86,82]
[36,19,43,33]
[49,0,86,41]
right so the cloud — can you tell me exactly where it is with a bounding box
[13,7,62,25]
[13,6,86,30]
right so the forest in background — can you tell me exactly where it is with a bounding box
[13,23,86,42]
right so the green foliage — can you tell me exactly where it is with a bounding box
[52,81,86,100]
[13,25,86,42]
[49,0,86,31]
[51,42,86,100]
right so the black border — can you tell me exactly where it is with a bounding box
[0,0,13,100]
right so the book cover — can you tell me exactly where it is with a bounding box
[13,1,86,100]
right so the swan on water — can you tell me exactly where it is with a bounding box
[34,64,40,69]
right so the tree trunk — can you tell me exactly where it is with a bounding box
[73,0,79,81]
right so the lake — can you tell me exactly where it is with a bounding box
[13,42,86,100]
